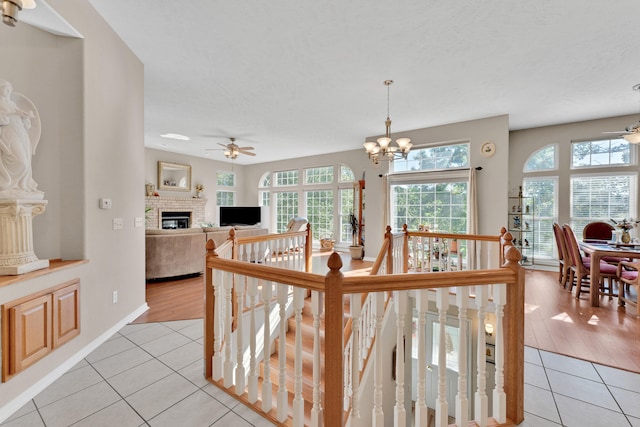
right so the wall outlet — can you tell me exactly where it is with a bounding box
[134,216,145,228]
[113,218,124,230]
[99,198,112,209]
[112,290,118,304]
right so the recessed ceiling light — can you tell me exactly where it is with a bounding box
[160,133,190,141]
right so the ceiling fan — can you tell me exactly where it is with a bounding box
[205,137,256,159]
[603,84,640,144]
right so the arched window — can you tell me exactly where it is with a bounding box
[523,144,557,172]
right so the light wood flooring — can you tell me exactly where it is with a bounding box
[134,254,640,374]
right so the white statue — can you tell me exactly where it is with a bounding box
[0,78,42,200]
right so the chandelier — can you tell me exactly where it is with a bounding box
[2,0,36,27]
[363,80,412,165]
[224,145,240,159]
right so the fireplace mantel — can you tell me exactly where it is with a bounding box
[145,196,206,229]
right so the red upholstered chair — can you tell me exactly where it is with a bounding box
[617,260,639,316]
[552,223,571,287]
[563,224,617,298]
[583,221,614,242]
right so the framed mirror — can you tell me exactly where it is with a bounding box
[158,161,191,191]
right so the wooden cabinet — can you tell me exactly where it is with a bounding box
[2,280,80,382]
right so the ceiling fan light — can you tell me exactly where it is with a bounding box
[624,133,640,144]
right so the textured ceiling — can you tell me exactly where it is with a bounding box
[86,1,640,165]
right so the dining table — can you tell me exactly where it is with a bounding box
[579,240,640,307]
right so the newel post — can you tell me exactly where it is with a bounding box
[324,252,345,426]
[502,245,525,424]
[204,239,217,379]
[385,225,394,273]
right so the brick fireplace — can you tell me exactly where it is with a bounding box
[145,196,206,229]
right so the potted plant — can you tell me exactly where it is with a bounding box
[348,213,364,260]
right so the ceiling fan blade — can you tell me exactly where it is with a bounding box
[237,146,255,151]
[217,142,228,148]
[240,151,256,156]
[602,131,629,134]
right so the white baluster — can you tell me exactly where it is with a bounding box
[277,284,289,422]
[475,285,489,427]
[493,283,507,423]
[351,292,362,426]
[212,269,223,381]
[247,277,258,403]
[235,276,246,395]
[394,290,407,427]
[223,271,234,389]
[436,288,449,427]
[372,292,385,427]
[310,290,324,427]
[344,340,352,411]
[455,286,470,426]
[261,281,273,413]
[414,289,429,427]
[293,287,305,427]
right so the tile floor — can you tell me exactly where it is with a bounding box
[2,319,640,426]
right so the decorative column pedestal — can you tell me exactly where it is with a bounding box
[0,199,49,275]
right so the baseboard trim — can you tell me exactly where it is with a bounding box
[0,303,149,424]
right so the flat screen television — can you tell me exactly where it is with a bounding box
[219,206,262,226]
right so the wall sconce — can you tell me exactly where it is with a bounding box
[2,0,36,27]
[485,322,494,336]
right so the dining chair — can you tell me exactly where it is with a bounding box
[563,223,618,298]
[616,260,639,316]
[552,222,571,287]
[583,221,615,242]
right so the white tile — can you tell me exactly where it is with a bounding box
[539,350,601,382]
[524,346,543,366]
[2,400,36,423]
[140,331,191,357]
[516,412,562,427]
[523,384,561,424]
[85,336,136,363]
[177,321,203,340]
[71,400,144,427]
[546,369,618,409]
[157,341,202,371]
[91,346,153,379]
[107,359,174,397]
[202,383,240,409]
[124,323,174,346]
[555,393,630,427]
[162,319,201,332]
[148,390,227,426]
[119,322,155,336]
[524,362,550,390]
[232,403,279,426]
[34,365,103,408]
[125,373,198,420]
[595,363,640,393]
[177,358,210,388]
[0,410,45,427]
[210,411,253,426]
[629,415,640,427]
[68,358,89,373]
[609,386,640,419]
[38,382,121,427]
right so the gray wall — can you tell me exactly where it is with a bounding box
[0,1,145,418]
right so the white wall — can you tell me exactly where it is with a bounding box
[0,1,145,418]
[509,114,640,227]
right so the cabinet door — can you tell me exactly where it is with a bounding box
[52,283,80,347]
[9,294,53,375]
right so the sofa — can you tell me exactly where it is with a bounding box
[145,226,268,280]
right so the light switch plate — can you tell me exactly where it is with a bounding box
[113,218,124,230]
[134,217,145,228]
[99,198,112,209]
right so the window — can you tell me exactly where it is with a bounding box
[570,174,637,236]
[391,180,467,232]
[274,170,299,187]
[523,178,558,259]
[340,166,356,182]
[216,171,235,187]
[339,188,354,242]
[524,144,557,172]
[305,166,333,184]
[216,191,235,206]
[571,138,633,168]
[393,143,469,172]
[274,191,299,233]
[259,191,270,207]
[305,190,333,238]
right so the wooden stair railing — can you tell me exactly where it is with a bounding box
[204,227,525,427]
